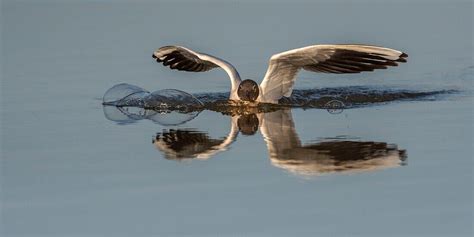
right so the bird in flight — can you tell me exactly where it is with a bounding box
[152,44,407,104]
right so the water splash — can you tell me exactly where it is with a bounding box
[195,86,456,115]
[196,86,456,110]
[102,106,200,126]
[103,83,203,111]
[144,89,204,111]
[102,83,149,107]
[102,83,204,125]
[102,83,457,124]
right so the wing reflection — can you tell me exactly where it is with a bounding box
[270,142,406,176]
[152,116,239,160]
[259,109,407,176]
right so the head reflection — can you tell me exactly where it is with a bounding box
[237,114,259,135]
[149,109,407,177]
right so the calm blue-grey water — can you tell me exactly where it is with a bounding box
[1,1,473,236]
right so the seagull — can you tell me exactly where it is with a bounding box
[152,44,408,104]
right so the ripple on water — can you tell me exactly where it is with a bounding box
[102,83,457,122]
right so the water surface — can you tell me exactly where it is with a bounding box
[2,1,473,236]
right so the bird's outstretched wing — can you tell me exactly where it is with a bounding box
[153,45,220,72]
[258,44,408,103]
[152,45,242,100]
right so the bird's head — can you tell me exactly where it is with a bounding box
[237,79,259,102]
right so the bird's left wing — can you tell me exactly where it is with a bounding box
[258,44,408,103]
[153,45,242,100]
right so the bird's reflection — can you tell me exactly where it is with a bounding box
[153,118,239,160]
[150,109,407,177]
[270,140,406,176]
[153,130,229,160]
[258,110,406,176]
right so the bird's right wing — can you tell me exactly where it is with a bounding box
[153,45,220,72]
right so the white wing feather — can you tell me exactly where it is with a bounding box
[258,44,408,103]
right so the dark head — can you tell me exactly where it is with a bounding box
[237,79,259,102]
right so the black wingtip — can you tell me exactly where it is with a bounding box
[396,57,407,63]
[396,52,408,63]
[386,61,398,66]
[152,53,157,59]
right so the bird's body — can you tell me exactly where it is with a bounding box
[152,44,407,104]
